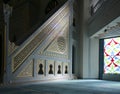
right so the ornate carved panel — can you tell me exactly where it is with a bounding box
[17,60,33,77]
[46,25,69,54]
[39,18,69,59]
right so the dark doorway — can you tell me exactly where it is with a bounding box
[99,39,104,79]
[0,34,3,83]
[72,45,75,74]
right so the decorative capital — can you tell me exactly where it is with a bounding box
[3,4,12,23]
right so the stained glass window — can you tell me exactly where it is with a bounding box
[104,37,120,74]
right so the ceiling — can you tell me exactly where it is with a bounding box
[91,16,120,39]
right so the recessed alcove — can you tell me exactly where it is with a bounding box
[57,65,61,74]
[49,64,54,74]
[38,64,44,75]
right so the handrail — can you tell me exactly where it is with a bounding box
[10,1,70,72]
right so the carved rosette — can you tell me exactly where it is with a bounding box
[40,23,69,59]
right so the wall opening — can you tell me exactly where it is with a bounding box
[99,36,120,80]
[99,39,104,79]
[0,34,3,83]
[104,37,120,74]
[72,45,75,74]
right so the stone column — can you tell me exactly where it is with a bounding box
[0,0,4,84]
[3,3,12,84]
[69,0,74,79]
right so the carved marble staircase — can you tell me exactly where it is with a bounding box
[6,1,72,84]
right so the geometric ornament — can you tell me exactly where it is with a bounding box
[44,26,69,56]
[17,60,33,77]
[57,36,66,53]
[104,37,120,74]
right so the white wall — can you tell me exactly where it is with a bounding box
[73,0,99,79]
[89,38,99,78]
[88,0,120,80]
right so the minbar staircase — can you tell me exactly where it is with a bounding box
[5,1,72,84]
